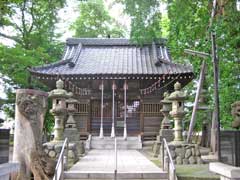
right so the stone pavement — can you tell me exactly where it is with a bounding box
[65,150,167,179]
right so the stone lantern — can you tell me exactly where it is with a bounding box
[198,84,211,147]
[160,92,172,129]
[153,92,173,157]
[159,92,174,142]
[163,82,203,165]
[43,79,79,168]
[64,98,79,141]
[48,79,72,142]
[168,82,187,144]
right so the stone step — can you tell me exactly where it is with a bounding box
[64,179,168,180]
[91,136,140,141]
[64,171,168,179]
[89,136,142,150]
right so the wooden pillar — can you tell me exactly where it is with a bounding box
[111,81,116,138]
[140,99,144,133]
[211,32,220,160]
[123,80,128,140]
[88,100,92,134]
[99,80,104,138]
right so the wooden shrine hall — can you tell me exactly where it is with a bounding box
[30,38,194,141]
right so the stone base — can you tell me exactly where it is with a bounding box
[159,129,174,142]
[75,141,85,156]
[153,129,174,157]
[152,141,161,157]
[210,162,240,180]
[160,142,203,165]
[64,128,80,142]
[43,141,79,168]
[0,163,19,180]
[64,129,85,156]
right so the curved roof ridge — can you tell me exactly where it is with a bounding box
[29,38,194,78]
[66,37,167,46]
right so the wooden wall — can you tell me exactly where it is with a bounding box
[0,129,10,164]
[141,97,163,141]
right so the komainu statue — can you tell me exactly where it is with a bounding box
[231,101,240,129]
[13,89,56,180]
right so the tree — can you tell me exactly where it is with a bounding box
[0,0,66,133]
[0,0,65,87]
[0,0,65,48]
[167,0,240,128]
[71,0,125,38]
[119,0,240,129]
[117,0,162,44]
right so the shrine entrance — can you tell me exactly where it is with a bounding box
[91,99,140,136]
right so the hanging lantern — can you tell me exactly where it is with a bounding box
[237,0,240,11]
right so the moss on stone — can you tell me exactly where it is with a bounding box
[150,158,219,180]
[176,164,220,180]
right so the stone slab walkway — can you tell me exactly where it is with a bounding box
[65,150,167,179]
[70,150,163,172]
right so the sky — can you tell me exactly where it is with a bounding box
[0,0,167,45]
[56,0,132,41]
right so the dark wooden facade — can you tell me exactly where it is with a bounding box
[72,91,163,138]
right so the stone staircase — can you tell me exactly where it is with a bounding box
[63,136,168,180]
[63,149,168,180]
[86,136,142,150]
[64,171,168,179]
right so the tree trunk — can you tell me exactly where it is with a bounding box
[12,89,55,180]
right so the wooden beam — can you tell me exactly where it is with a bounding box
[184,49,211,59]
[187,60,207,143]
[211,32,220,161]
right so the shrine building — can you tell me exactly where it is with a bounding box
[29,38,194,141]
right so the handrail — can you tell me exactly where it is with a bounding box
[53,138,69,180]
[162,138,177,180]
[114,137,117,180]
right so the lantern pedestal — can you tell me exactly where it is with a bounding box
[162,142,203,165]
[43,141,79,168]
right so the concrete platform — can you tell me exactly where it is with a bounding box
[65,150,167,179]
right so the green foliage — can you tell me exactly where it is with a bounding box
[118,0,162,44]
[1,0,65,49]
[167,0,240,129]
[0,44,63,87]
[43,100,55,135]
[0,0,66,133]
[120,0,240,129]
[71,0,125,38]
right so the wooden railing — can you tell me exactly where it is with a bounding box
[162,138,177,180]
[53,138,69,180]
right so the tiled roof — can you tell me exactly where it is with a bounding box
[30,38,193,78]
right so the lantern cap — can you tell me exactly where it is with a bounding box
[66,98,79,104]
[168,82,187,101]
[174,81,181,90]
[56,79,64,89]
[161,92,171,104]
[48,79,73,99]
